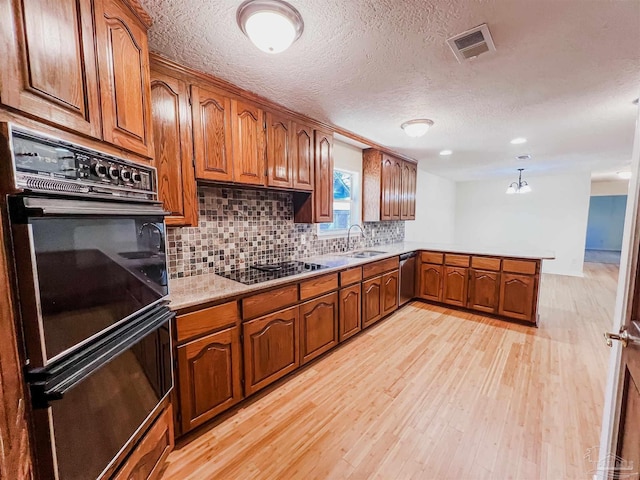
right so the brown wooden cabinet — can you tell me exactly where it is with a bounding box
[419,263,443,302]
[499,273,536,322]
[94,0,154,158]
[401,161,417,220]
[363,149,417,222]
[382,270,399,316]
[176,326,243,433]
[266,111,292,188]
[442,266,468,307]
[231,99,265,186]
[339,284,361,342]
[362,276,382,328]
[313,129,334,222]
[468,269,500,313]
[0,0,102,139]
[292,122,314,191]
[150,69,198,226]
[191,84,234,183]
[299,292,339,365]
[243,306,299,396]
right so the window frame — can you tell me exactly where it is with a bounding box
[317,168,361,238]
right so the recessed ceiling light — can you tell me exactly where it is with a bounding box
[633,98,639,105]
[618,171,632,180]
[439,149,453,156]
[237,0,304,54]
[510,137,527,145]
[401,119,434,138]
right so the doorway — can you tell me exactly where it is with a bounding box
[585,194,628,265]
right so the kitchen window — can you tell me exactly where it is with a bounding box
[318,169,361,236]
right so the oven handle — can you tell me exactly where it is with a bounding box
[28,308,174,408]
[13,196,170,217]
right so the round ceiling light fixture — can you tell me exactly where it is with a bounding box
[510,137,527,145]
[401,119,434,138]
[618,171,632,180]
[237,0,304,54]
[439,149,453,156]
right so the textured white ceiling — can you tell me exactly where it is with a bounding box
[139,0,640,181]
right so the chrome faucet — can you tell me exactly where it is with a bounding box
[139,222,164,252]
[346,224,366,252]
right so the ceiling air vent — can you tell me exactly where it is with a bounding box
[447,24,496,63]
[516,154,532,161]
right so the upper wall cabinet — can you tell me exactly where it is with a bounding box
[313,129,334,223]
[363,149,417,222]
[191,84,234,183]
[94,0,154,158]
[292,122,314,191]
[150,67,198,226]
[266,111,293,188]
[231,99,265,186]
[0,0,102,138]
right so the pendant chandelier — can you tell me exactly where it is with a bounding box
[506,168,531,194]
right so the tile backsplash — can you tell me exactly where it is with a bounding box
[167,186,405,279]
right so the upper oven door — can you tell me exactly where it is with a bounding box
[10,196,169,368]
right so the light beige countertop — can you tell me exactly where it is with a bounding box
[167,241,555,312]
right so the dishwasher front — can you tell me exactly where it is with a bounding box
[399,251,417,306]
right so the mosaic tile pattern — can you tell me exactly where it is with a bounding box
[167,186,405,279]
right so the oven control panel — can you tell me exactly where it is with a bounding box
[9,126,157,201]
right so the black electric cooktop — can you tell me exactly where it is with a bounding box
[219,260,329,285]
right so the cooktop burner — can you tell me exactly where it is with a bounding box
[219,261,329,285]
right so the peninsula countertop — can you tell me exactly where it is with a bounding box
[167,242,555,311]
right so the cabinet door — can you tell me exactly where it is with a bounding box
[292,122,314,191]
[177,327,243,433]
[339,284,361,342]
[150,70,198,226]
[443,266,468,307]
[243,306,299,396]
[382,270,399,316]
[381,155,402,220]
[419,263,443,302]
[314,129,334,222]
[95,0,153,158]
[468,269,500,313]
[362,276,382,328]
[232,99,265,186]
[299,292,338,365]
[266,112,292,188]
[401,161,417,220]
[191,85,233,182]
[499,273,536,322]
[0,0,101,138]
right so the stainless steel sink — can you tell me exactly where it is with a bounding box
[119,251,161,260]
[344,250,386,258]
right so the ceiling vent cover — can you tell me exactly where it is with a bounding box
[516,154,532,161]
[447,24,496,63]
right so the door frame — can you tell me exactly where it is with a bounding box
[598,109,640,478]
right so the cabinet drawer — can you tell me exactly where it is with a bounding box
[363,257,399,279]
[176,301,239,342]
[242,285,298,320]
[445,254,470,267]
[114,405,174,480]
[299,273,339,301]
[503,259,537,275]
[471,256,501,271]
[340,267,363,287]
[420,251,443,264]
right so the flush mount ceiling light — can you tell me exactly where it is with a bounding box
[618,171,633,179]
[633,98,639,106]
[237,0,304,54]
[401,119,434,138]
[506,168,531,194]
[510,137,527,145]
[439,149,453,156]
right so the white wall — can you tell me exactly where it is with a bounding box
[405,165,456,244]
[591,179,630,196]
[454,172,592,276]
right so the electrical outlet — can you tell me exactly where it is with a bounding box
[301,234,306,245]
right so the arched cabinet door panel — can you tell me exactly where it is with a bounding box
[266,111,293,188]
[232,99,265,186]
[362,276,382,328]
[419,264,443,302]
[468,269,500,314]
[299,293,339,365]
[339,284,362,342]
[292,123,314,191]
[443,266,468,307]
[499,273,536,322]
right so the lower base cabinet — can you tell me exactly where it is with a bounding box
[299,292,339,365]
[114,405,174,480]
[176,326,243,433]
[498,273,536,322]
[419,263,443,301]
[382,270,399,316]
[442,266,468,307]
[362,276,382,328]
[468,269,500,313]
[243,306,299,396]
[339,284,361,341]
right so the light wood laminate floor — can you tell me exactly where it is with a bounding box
[160,263,618,479]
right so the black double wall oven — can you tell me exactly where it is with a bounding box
[2,124,174,480]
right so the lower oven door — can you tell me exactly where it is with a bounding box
[9,195,169,368]
[28,305,174,480]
